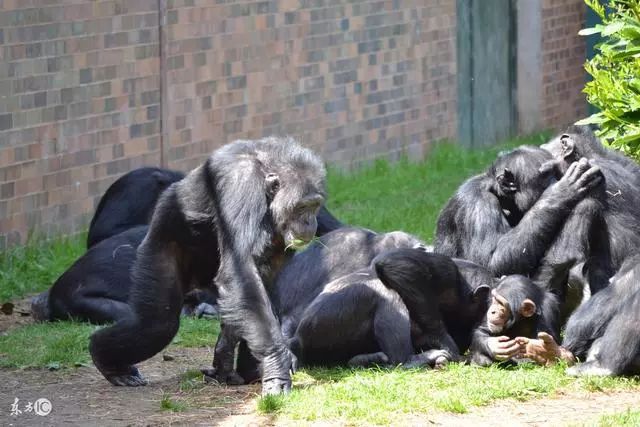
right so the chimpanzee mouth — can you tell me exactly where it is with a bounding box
[487,321,503,334]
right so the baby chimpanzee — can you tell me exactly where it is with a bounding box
[469,275,561,366]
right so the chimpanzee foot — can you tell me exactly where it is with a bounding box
[403,349,452,369]
[201,367,245,385]
[262,377,291,396]
[566,361,614,377]
[347,352,389,367]
[104,366,148,386]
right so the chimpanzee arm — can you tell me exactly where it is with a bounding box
[469,327,524,366]
[487,160,603,276]
[211,157,291,389]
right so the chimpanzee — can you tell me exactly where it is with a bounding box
[373,249,493,360]
[525,254,640,376]
[87,167,184,248]
[30,226,219,323]
[211,227,433,384]
[89,137,327,395]
[434,146,610,298]
[541,125,640,269]
[467,274,562,366]
[31,226,147,323]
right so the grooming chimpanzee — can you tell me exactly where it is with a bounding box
[525,254,640,376]
[216,227,434,384]
[434,146,610,300]
[89,137,326,395]
[467,275,562,366]
[87,167,184,248]
[541,125,640,269]
[373,249,493,360]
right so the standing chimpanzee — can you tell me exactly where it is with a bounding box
[541,125,640,269]
[467,274,562,366]
[373,249,493,361]
[89,137,327,395]
[211,227,433,384]
[524,254,640,376]
[87,167,184,248]
[434,146,610,298]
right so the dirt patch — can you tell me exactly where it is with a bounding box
[0,296,36,334]
[0,347,267,427]
[422,390,640,427]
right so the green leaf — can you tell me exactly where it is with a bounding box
[579,27,602,36]
[603,21,625,36]
[575,114,607,125]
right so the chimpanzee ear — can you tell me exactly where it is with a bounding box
[519,299,536,318]
[560,134,575,158]
[265,173,280,197]
[472,285,491,302]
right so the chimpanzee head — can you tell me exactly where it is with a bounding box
[485,275,542,334]
[261,138,327,250]
[541,125,602,164]
[489,146,556,215]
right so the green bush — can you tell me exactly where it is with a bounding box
[578,0,640,158]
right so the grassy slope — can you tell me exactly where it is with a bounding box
[1,133,638,423]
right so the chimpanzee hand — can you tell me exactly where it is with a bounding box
[487,336,525,361]
[261,346,294,396]
[516,332,576,366]
[550,158,603,201]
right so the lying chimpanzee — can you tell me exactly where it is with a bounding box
[32,226,147,323]
[87,167,184,248]
[211,227,435,384]
[524,254,640,376]
[373,248,492,361]
[90,137,327,395]
[435,145,610,302]
[31,226,219,323]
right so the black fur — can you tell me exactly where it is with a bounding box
[87,167,184,248]
[563,254,640,376]
[434,145,609,299]
[89,137,326,395]
[373,249,492,360]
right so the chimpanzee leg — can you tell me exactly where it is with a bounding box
[89,247,183,386]
[562,287,617,359]
[54,292,132,324]
[202,324,244,385]
[568,289,640,376]
[236,340,261,383]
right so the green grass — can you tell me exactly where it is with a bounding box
[256,364,640,424]
[0,232,85,303]
[595,409,640,426]
[160,394,188,412]
[0,317,219,369]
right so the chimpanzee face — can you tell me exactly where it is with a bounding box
[266,171,326,250]
[491,147,556,214]
[486,283,536,333]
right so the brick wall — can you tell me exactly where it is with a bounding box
[0,0,457,248]
[0,1,162,249]
[541,0,588,129]
[0,1,588,249]
[162,0,457,172]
